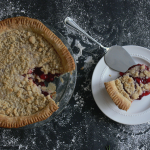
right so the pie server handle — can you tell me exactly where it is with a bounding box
[64,17,109,51]
[64,17,136,73]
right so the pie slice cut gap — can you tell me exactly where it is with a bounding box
[104,64,150,111]
[0,17,75,128]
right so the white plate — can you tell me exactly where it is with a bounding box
[91,45,150,125]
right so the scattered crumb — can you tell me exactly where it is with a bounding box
[80,67,84,70]
[109,75,111,77]
[60,77,64,83]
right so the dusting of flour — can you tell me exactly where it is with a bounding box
[84,56,95,71]
[73,40,85,63]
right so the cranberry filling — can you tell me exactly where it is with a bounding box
[128,64,142,70]
[134,77,150,84]
[119,72,124,76]
[33,67,60,82]
[23,67,60,97]
[41,91,49,96]
[119,64,142,77]
[32,78,45,86]
[137,91,150,100]
[119,64,150,100]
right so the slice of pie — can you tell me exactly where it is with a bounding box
[0,17,75,128]
[104,64,150,111]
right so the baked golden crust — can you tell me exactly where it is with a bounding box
[104,81,132,111]
[0,16,75,73]
[0,17,75,128]
[0,99,58,128]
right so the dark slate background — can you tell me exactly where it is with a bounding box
[0,0,150,150]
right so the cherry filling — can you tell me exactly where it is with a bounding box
[41,91,49,96]
[119,72,124,76]
[32,67,60,82]
[137,91,150,100]
[119,64,142,76]
[23,67,60,96]
[134,77,150,84]
[119,64,150,100]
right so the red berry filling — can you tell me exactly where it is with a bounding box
[41,91,49,96]
[33,67,60,82]
[23,67,60,97]
[138,91,150,100]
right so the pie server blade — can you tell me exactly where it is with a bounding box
[64,17,136,72]
[104,45,136,72]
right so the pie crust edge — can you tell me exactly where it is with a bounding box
[0,16,75,73]
[104,81,132,111]
[0,16,75,128]
[0,99,58,128]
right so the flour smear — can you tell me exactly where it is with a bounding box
[73,40,85,63]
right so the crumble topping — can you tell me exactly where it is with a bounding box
[115,64,150,100]
[127,64,150,78]
[0,29,64,117]
[115,78,131,101]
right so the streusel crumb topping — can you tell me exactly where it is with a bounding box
[116,65,150,100]
[0,30,63,117]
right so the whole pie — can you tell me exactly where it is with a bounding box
[104,64,150,111]
[0,17,75,128]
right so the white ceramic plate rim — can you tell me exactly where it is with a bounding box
[91,45,150,125]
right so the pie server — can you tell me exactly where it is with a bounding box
[64,17,136,72]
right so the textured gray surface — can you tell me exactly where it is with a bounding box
[0,0,150,150]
